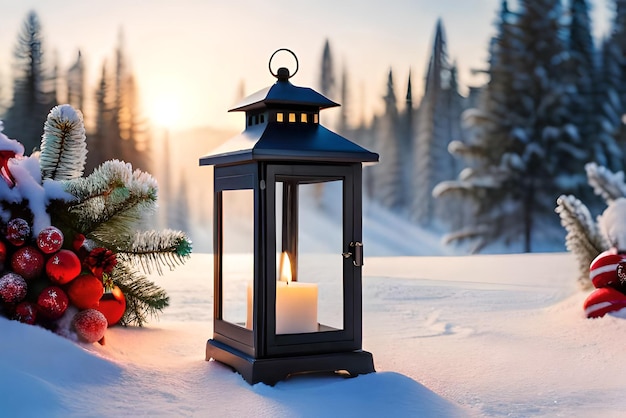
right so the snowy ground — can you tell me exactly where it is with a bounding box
[2,251,625,417]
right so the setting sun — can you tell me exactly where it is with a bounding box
[149,96,182,129]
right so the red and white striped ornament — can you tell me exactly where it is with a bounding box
[589,249,626,288]
[583,287,626,318]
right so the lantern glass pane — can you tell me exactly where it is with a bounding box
[275,179,344,334]
[221,189,254,328]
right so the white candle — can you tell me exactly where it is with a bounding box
[276,252,318,334]
[276,280,318,334]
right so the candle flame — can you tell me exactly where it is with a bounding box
[279,252,292,283]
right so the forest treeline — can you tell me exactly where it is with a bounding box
[1,11,150,176]
[322,0,626,253]
[3,1,625,253]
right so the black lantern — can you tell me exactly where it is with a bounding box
[200,49,378,385]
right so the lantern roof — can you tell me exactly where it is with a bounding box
[228,76,339,113]
[200,50,379,167]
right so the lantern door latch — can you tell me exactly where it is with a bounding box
[343,242,363,267]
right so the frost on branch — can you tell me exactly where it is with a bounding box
[598,198,626,250]
[585,162,626,205]
[62,160,158,236]
[40,105,87,181]
[555,195,607,289]
[116,229,192,275]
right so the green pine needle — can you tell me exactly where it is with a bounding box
[112,261,169,327]
[115,230,192,275]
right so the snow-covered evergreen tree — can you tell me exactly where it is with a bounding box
[594,38,624,173]
[566,0,597,169]
[436,0,585,252]
[396,71,414,212]
[513,0,586,250]
[411,19,464,228]
[605,0,626,160]
[371,70,402,210]
[3,11,57,155]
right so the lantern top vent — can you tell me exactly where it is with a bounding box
[229,48,338,113]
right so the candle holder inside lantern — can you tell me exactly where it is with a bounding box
[200,49,378,385]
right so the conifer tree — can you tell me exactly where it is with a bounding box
[513,0,584,250]
[3,11,57,155]
[411,19,464,228]
[320,39,335,100]
[437,0,584,252]
[594,38,624,173]
[606,0,626,159]
[371,70,401,210]
[66,51,85,115]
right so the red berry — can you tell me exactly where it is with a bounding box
[37,226,64,254]
[6,218,30,246]
[46,249,81,285]
[0,272,27,303]
[96,286,126,326]
[37,286,69,319]
[13,301,37,324]
[72,309,107,343]
[66,274,104,310]
[11,246,44,280]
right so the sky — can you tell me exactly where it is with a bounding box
[0,0,613,132]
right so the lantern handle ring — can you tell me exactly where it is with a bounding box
[269,48,299,80]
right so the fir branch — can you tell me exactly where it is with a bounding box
[63,160,158,234]
[71,191,155,235]
[585,162,626,205]
[116,230,192,275]
[112,261,169,327]
[555,194,608,289]
[40,105,87,181]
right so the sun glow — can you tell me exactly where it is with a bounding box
[149,96,182,129]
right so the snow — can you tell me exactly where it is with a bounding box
[2,251,626,417]
[598,198,626,249]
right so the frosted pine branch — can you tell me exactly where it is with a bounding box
[112,261,169,327]
[585,162,626,204]
[555,195,607,289]
[116,230,192,275]
[63,160,158,233]
[40,105,87,181]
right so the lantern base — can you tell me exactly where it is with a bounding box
[206,339,375,385]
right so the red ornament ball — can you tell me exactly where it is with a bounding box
[583,287,626,318]
[37,286,69,319]
[589,249,626,288]
[11,246,45,280]
[13,301,37,324]
[66,274,104,310]
[37,226,64,254]
[72,308,107,343]
[6,218,31,246]
[0,240,6,266]
[96,286,126,326]
[46,249,81,285]
[0,272,27,303]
